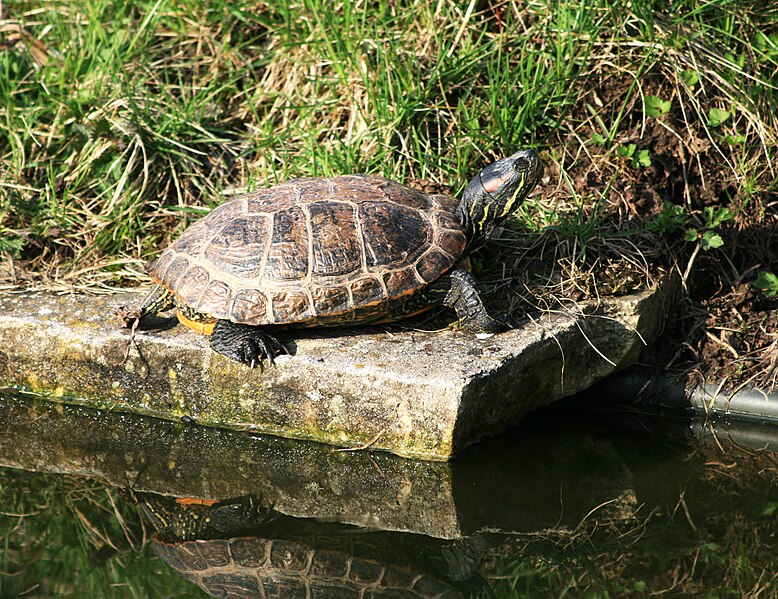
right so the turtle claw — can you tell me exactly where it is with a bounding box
[243,333,287,369]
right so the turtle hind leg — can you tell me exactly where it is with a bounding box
[428,268,506,334]
[210,320,287,368]
[118,284,175,328]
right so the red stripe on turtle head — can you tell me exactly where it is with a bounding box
[481,173,512,194]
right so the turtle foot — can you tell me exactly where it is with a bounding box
[211,320,288,368]
[450,312,508,335]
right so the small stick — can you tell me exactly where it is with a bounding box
[120,317,140,365]
[334,427,388,453]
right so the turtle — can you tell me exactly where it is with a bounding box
[121,150,542,367]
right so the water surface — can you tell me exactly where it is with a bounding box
[0,389,775,597]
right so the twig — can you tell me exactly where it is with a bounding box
[334,426,388,453]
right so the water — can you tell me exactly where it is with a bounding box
[0,388,775,597]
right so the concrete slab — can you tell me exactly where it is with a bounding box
[0,279,675,459]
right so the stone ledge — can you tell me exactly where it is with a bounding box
[0,278,675,459]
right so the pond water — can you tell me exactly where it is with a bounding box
[0,388,775,598]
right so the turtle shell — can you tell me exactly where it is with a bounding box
[149,174,467,326]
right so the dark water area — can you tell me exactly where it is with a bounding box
[0,388,776,598]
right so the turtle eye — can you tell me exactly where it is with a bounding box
[513,157,529,171]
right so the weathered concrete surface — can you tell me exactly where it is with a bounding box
[0,278,675,459]
[0,392,638,538]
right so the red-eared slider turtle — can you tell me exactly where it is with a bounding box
[122,151,542,366]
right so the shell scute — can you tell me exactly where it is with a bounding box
[160,255,190,290]
[434,207,463,234]
[441,229,467,255]
[359,202,431,268]
[169,540,209,571]
[203,215,270,279]
[369,176,431,210]
[169,220,209,256]
[153,540,190,572]
[195,539,231,568]
[246,188,292,212]
[200,280,232,314]
[415,248,454,284]
[269,540,310,571]
[310,285,350,316]
[201,573,262,596]
[175,265,210,307]
[229,289,268,324]
[348,558,384,584]
[325,176,383,205]
[148,250,176,283]
[430,193,459,213]
[350,277,386,305]
[261,578,310,598]
[295,177,335,203]
[271,290,313,323]
[229,538,268,567]
[265,206,309,282]
[383,267,420,298]
[202,201,240,228]
[308,202,361,278]
[310,550,349,577]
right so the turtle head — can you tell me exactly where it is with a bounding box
[457,149,542,246]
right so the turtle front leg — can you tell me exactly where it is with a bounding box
[429,269,505,334]
[210,320,287,368]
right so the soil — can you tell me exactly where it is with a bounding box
[527,72,777,392]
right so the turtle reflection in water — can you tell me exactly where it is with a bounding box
[139,493,496,598]
[120,151,542,367]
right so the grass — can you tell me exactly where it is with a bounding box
[0,0,776,379]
